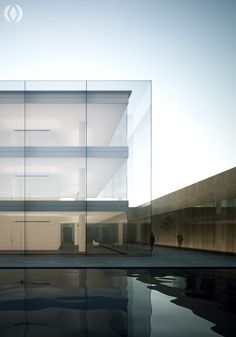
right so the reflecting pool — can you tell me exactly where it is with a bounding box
[0,269,235,336]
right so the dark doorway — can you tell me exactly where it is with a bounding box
[61,224,74,244]
[59,224,78,254]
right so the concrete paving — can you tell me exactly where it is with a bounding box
[0,246,235,268]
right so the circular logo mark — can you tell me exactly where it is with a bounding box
[4,4,23,23]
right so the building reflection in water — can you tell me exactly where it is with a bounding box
[0,269,235,337]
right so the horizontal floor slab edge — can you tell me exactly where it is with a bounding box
[0,200,129,212]
[0,146,129,158]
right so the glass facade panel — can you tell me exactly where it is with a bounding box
[24,81,86,254]
[0,82,25,254]
[86,81,152,255]
[0,81,152,256]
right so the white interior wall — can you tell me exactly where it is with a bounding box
[0,211,124,251]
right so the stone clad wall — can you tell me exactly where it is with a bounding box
[152,168,236,214]
[127,168,236,253]
[152,206,236,253]
[150,168,236,254]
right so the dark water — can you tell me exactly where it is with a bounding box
[0,268,235,337]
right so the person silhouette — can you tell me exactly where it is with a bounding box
[149,232,155,252]
[177,233,184,247]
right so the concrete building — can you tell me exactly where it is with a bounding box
[0,81,152,255]
[129,168,236,254]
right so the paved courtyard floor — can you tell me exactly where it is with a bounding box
[0,246,235,268]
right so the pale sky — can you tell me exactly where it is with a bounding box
[0,0,235,199]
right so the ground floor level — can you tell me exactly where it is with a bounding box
[0,210,151,255]
[0,246,235,267]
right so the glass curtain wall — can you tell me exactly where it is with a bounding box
[86,81,152,255]
[0,81,152,255]
[24,81,87,255]
[0,81,25,254]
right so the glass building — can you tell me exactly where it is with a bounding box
[0,81,152,255]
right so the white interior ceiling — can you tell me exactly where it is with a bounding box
[0,91,129,200]
[0,157,126,199]
[0,211,125,224]
[0,103,126,146]
[0,91,129,146]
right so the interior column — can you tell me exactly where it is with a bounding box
[118,222,124,245]
[79,214,86,253]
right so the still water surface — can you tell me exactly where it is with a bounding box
[0,268,235,337]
